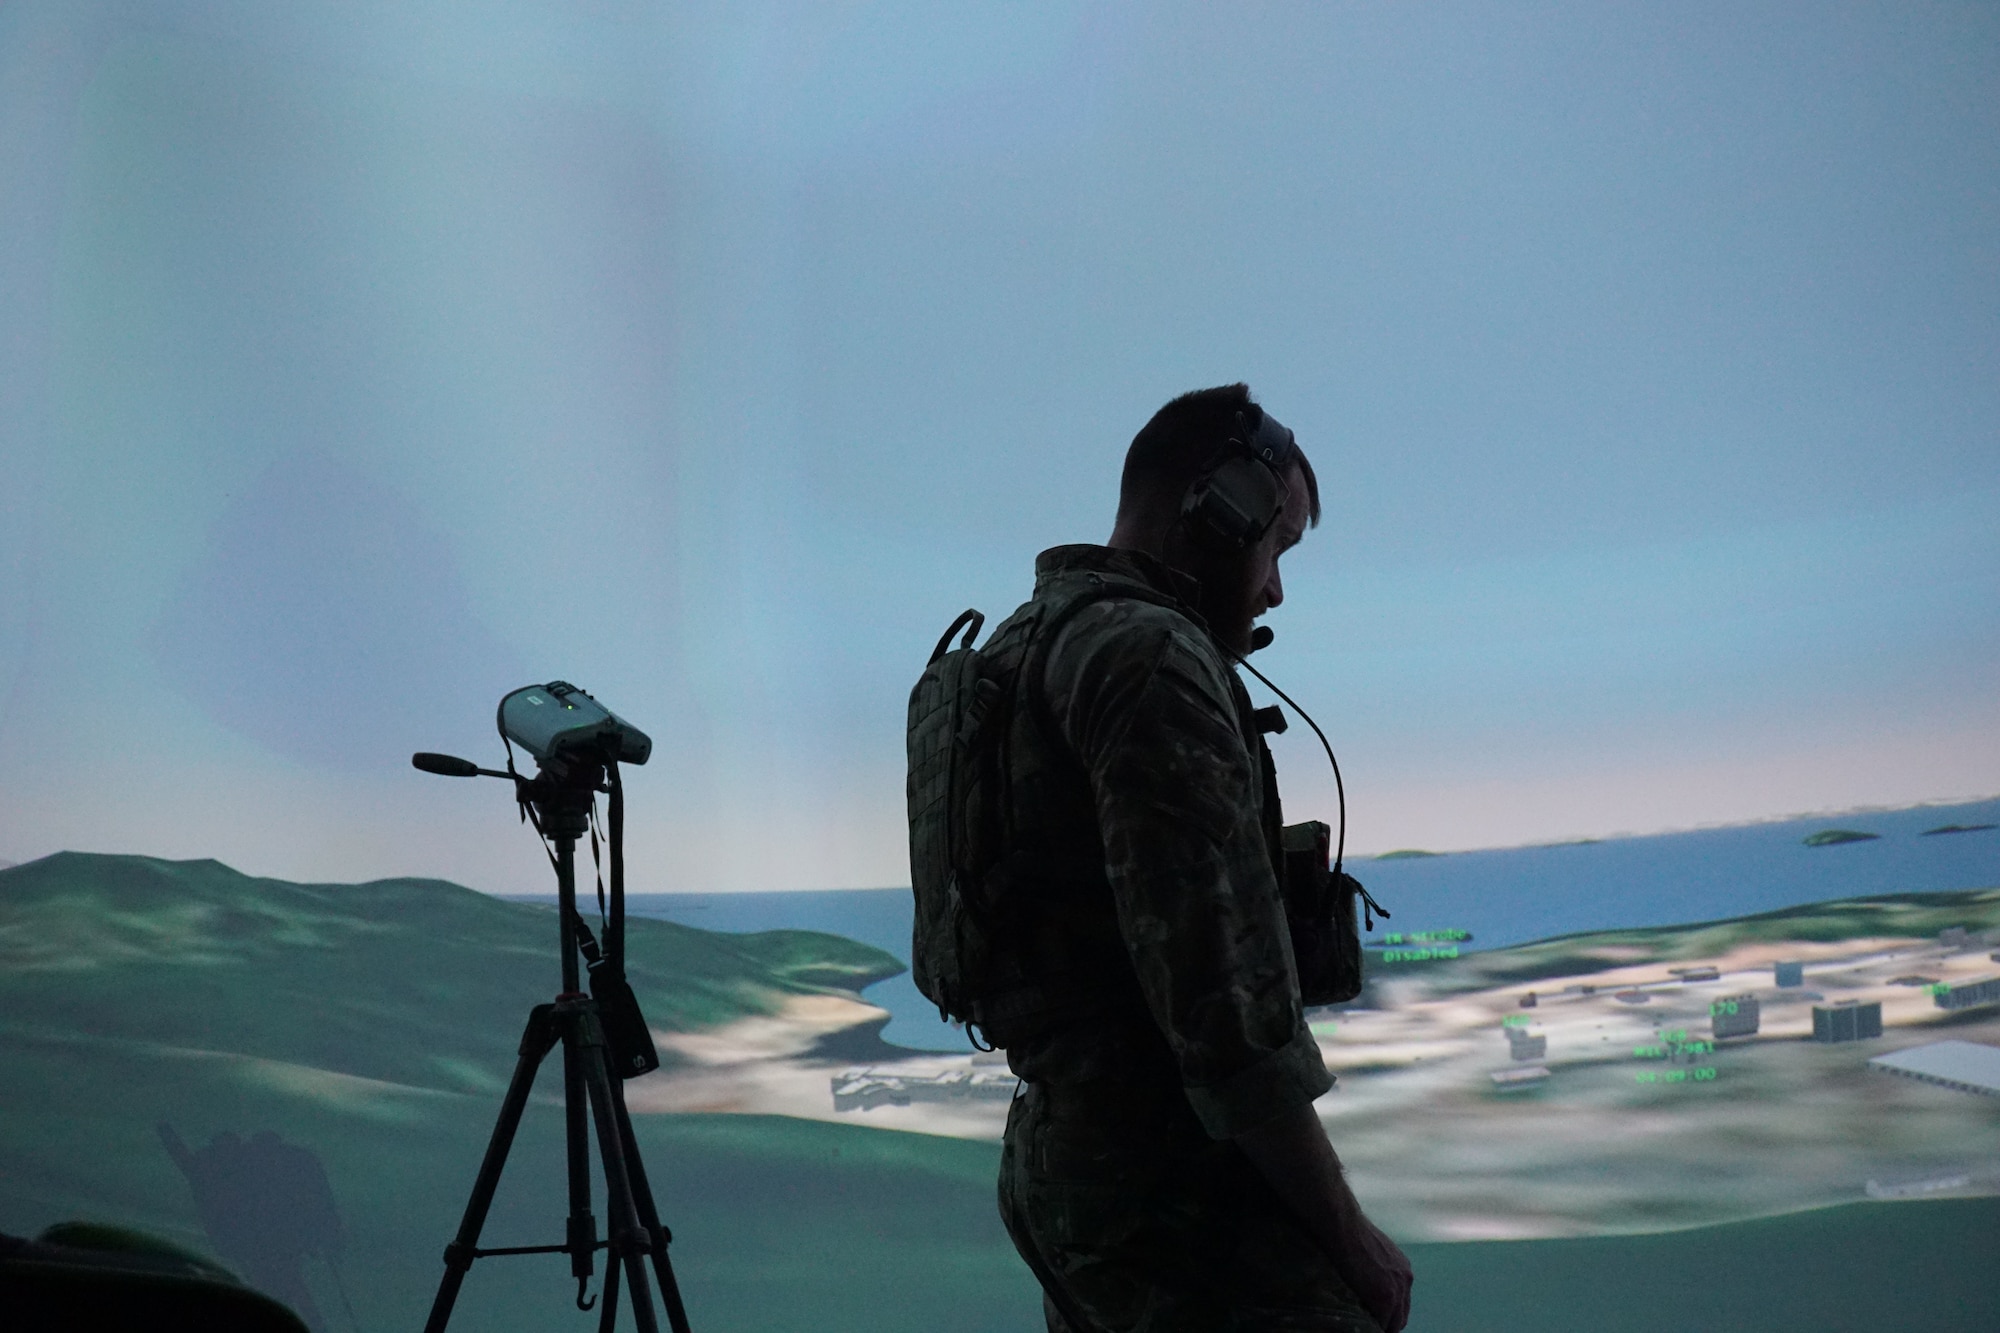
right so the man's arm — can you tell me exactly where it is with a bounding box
[1051,606,1412,1330]
[1233,1100,1413,1333]
[1064,625,1331,1131]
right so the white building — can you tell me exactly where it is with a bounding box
[830,1066,1018,1112]
[1490,1066,1549,1092]
[1867,1041,2000,1097]
[1504,1026,1547,1061]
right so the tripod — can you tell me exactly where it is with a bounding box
[420,757,692,1333]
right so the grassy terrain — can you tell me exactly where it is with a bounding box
[12,1017,1994,1332]
[1405,1195,2000,1333]
[1,852,1037,1331]
[5,853,1998,1331]
[1364,885,2000,995]
[0,852,903,1091]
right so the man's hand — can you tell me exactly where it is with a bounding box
[1232,1100,1413,1332]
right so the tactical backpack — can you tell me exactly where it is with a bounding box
[907,588,1383,1043]
[905,605,1004,1031]
[906,581,1147,1043]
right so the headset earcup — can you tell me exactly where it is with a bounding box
[1185,455,1284,549]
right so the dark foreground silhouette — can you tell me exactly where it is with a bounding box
[158,1124,348,1332]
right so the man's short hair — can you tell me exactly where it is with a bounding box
[1118,383,1322,529]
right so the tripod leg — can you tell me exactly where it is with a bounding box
[424,1004,562,1333]
[610,1077,694,1333]
[563,1023,599,1305]
[577,1014,663,1333]
[596,1244,622,1333]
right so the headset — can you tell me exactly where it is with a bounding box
[1173,403,1373,897]
[1179,406,1299,550]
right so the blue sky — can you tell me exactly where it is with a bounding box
[2,1,1995,893]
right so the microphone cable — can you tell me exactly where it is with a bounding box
[1230,642,1347,875]
[1231,631,1392,930]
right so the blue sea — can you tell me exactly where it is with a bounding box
[506,797,1999,1052]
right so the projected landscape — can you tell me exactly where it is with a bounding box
[0,853,1025,1333]
[7,5,1998,1330]
[5,808,1998,1331]
[639,884,2000,1239]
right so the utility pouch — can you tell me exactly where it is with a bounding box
[1280,820,1366,1005]
[570,911,661,1079]
[588,959,661,1080]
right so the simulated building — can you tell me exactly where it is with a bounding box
[1490,1066,1549,1092]
[1669,965,1720,983]
[1774,961,1804,987]
[1938,926,1969,950]
[1865,1173,1974,1198]
[1812,999,1882,1043]
[1933,976,2000,1014]
[1711,993,1760,1039]
[830,1066,1017,1112]
[1867,1041,2000,1098]
[1505,1026,1547,1060]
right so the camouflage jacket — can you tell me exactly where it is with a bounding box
[998,544,1331,1140]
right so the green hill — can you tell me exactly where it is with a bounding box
[0,852,902,1094]
[0,853,1047,1332]
[1803,828,1880,846]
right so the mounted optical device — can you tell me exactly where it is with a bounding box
[410,683,691,1333]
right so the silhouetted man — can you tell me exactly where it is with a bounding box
[979,385,1413,1331]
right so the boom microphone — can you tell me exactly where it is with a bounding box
[1250,626,1275,652]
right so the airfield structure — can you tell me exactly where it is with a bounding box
[1490,1066,1549,1093]
[1939,927,1969,951]
[1812,999,1882,1043]
[1711,994,1760,1039]
[1865,1172,1974,1198]
[1933,977,2000,1014]
[831,1066,1016,1112]
[1867,1041,2000,1098]
[1774,961,1804,988]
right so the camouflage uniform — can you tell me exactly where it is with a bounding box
[990,545,1379,1333]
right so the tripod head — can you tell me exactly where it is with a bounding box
[412,747,602,843]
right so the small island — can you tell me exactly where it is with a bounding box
[1803,829,1880,847]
